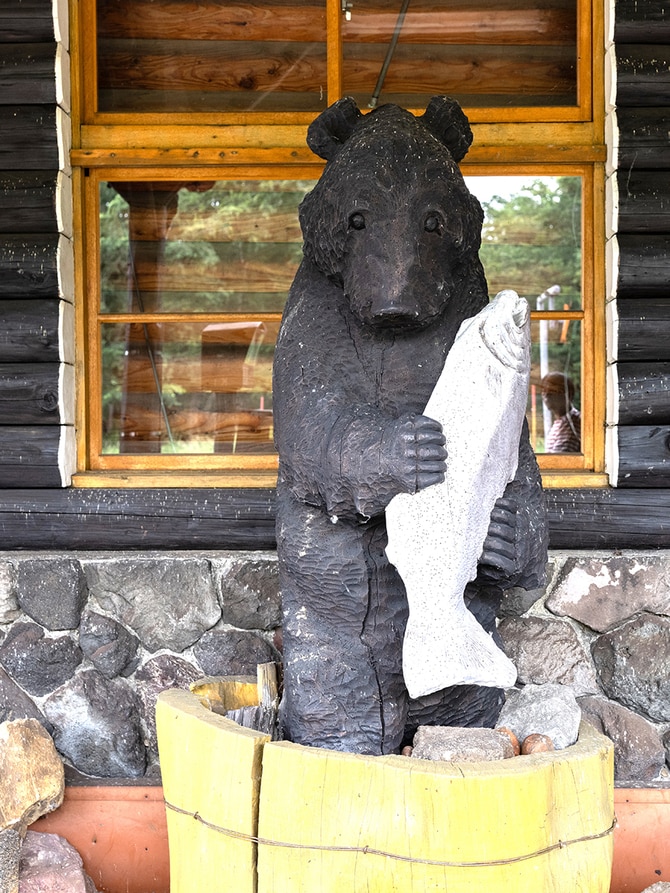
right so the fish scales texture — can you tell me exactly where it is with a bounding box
[385,290,531,699]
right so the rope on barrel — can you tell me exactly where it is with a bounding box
[164,800,617,868]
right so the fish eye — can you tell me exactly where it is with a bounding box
[349,212,366,231]
[424,214,441,233]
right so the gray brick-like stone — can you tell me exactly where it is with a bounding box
[213,554,281,630]
[547,554,670,633]
[592,613,670,722]
[498,616,600,695]
[0,562,19,626]
[16,558,87,631]
[194,629,280,677]
[0,623,82,697]
[79,610,139,679]
[579,695,666,784]
[43,669,146,778]
[84,558,220,653]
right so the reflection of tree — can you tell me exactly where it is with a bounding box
[479,177,582,407]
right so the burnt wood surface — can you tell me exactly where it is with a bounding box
[0,363,61,423]
[0,236,60,299]
[617,427,670,488]
[618,363,670,423]
[0,171,59,234]
[615,46,670,108]
[0,0,54,43]
[0,106,58,171]
[617,299,670,362]
[0,300,60,361]
[614,0,670,44]
[0,487,668,550]
[0,426,63,487]
[0,43,57,105]
[617,108,670,171]
[617,171,670,233]
[616,235,670,298]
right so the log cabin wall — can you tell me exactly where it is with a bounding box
[0,0,669,549]
[0,0,75,490]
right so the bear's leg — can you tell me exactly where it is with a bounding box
[276,486,407,754]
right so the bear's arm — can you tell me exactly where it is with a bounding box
[273,265,444,522]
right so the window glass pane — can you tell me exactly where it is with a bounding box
[528,319,581,454]
[96,0,327,113]
[342,0,577,111]
[102,320,278,454]
[468,175,582,310]
[100,180,314,314]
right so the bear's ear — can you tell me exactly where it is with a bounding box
[307,97,364,160]
[419,96,473,163]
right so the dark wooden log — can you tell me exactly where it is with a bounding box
[617,299,670,361]
[0,106,58,171]
[618,362,670,424]
[617,108,670,171]
[0,299,60,361]
[0,43,57,106]
[616,46,670,108]
[617,425,670,487]
[617,171,670,234]
[0,0,54,43]
[0,362,60,423]
[545,488,670,548]
[616,234,670,298]
[0,235,59,298]
[0,488,277,549]
[614,0,670,45]
[0,425,62,487]
[0,171,58,234]
[0,486,668,550]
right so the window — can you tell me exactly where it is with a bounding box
[72,0,605,488]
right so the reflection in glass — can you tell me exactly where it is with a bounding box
[99,179,314,455]
[96,0,328,113]
[527,320,581,454]
[342,0,577,111]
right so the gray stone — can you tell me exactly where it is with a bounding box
[15,560,87,632]
[497,683,582,750]
[0,624,82,698]
[0,719,64,834]
[85,558,220,653]
[640,885,670,893]
[214,555,281,631]
[134,655,200,758]
[79,611,139,679]
[43,670,146,778]
[591,613,670,722]
[19,831,98,893]
[498,585,546,619]
[497,616,599,695]
[662,727,670,769]
[0,563,19,626]
[412,726,515,762]
[193,629,280,677]
[579,696,666,784]
[546,554,670,632]
[0,670,50,731]
[0,827,20,893]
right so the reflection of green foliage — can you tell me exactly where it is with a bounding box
[480,177,581,307]
[480,177,582,402]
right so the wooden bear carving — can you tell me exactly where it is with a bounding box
[273,96,547,754]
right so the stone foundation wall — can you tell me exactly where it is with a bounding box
[0,549,668,785]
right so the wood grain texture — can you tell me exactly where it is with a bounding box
[616,235,670,298]
[618,363,670,424]
[616,171,670,233]
[617,108,670,171]
[617,300,670,362]
[0,362,61,423]
[0,236,60,298]
[0,106,58,170]
[0,425,62,487]
[0,0,54,43]
[0,299,60,361]
[0,43,57,106]
[0,171,59,234]
[617,426,670,487]
[614,0,670,45]
[616,46,670,108]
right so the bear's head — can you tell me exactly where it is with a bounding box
[300,96,486,331]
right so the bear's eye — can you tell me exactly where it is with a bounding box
[349,212,366,231]
[424,215,441,233]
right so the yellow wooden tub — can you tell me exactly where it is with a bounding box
[156,678,614,893]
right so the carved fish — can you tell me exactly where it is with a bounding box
[385,289,531,699]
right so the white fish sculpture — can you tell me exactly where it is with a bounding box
[385,289,531,699]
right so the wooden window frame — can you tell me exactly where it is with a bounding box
[70,0,606,489]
